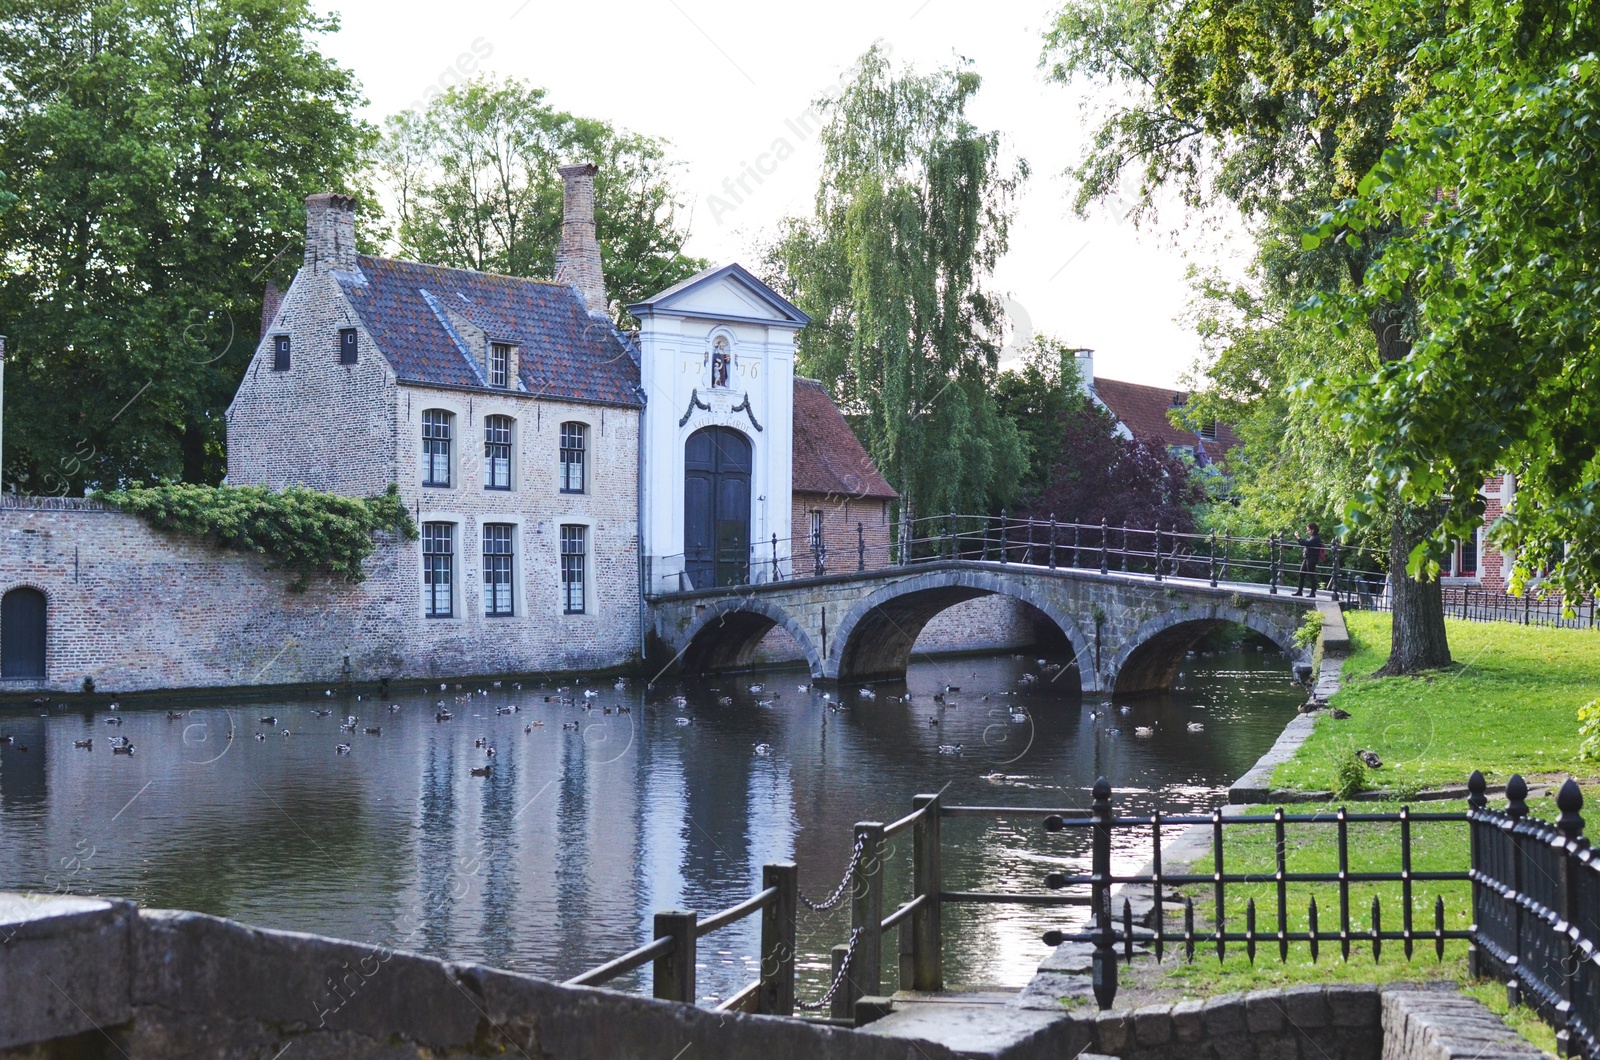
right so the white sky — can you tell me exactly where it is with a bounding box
[316,0,1252,389]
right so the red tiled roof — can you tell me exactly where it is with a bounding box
[793,378,898,499]
[1092,377,1240,457]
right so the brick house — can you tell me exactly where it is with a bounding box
[0,165,903,691]
[1072,351,1240,468]
[790,378,898,576]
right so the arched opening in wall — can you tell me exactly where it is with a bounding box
[839,587,1081,688]
[679,607,818,676]
[1,588,47,679]
[1113,620,1289,699]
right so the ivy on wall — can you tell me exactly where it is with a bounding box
[95,482,418,588]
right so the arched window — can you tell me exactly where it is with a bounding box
[560,422,587,493]
[422,409,453,487]
[1,587,47,679]
[484,415,513,490]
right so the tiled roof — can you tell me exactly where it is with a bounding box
[1093,376,1240,459]
[793,378,898,499]
[335,255,641,407]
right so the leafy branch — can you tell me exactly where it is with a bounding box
[95,482,417,589]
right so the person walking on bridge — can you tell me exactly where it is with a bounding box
[1292,522,1324,599]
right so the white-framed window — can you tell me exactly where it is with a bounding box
[483,523,514,617]
[484,415,513,490]
[489,342,511,389]
[422,522,455,617]
[422,409,453,487]
[1444,533,1480,579]
[560,422,587,493]
[560,524,586,614]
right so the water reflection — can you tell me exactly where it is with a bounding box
[0,639,1301,999]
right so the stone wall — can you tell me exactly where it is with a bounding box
[0,498,639,696]
[0,894,1539,1060]
[0,894,1070,1060]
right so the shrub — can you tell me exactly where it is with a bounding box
[1293,608,1322,650]
[97,481,417,589]
[1333,751,1366,801]
[1579,698,1600,761]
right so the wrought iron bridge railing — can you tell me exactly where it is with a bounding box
[566,770,1598,1053]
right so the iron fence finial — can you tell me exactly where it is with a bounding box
[1506,774,1529,820]
[1467,770,1488,810]
[1558,777,1585,839]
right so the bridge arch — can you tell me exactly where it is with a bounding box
[674,598,824,677]
[827,569,1093,689]
[1108,606,1306,697]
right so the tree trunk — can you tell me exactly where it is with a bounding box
[1369,301,1452,674]
[1375,506,1453,676]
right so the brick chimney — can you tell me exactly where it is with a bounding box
[304,192,358,274]
[554,163,608,315]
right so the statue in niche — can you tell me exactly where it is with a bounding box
[710,335,731,388]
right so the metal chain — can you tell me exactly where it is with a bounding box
[797,927,862,1011]
[798,834,866,912]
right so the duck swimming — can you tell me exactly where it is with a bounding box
[112,743,135,756]
[74,739,93,750]
[335,743,352,755]
[470,764,492,777]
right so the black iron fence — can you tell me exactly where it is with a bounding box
[1469,771,1599,1058]
[565,770,1596,1053]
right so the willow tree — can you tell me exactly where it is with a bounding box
[766,46,1028,519]
[1043,0,1452,673]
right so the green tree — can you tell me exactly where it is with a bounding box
[0,0,371,494]
[1311,0,1600,603]
[1042,0,1452,672]
[765,45,1028,519]
[994,335,1089,504]
[377,76,705,318]
[1180,273,1379,552]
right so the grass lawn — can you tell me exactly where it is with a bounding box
[1270,612,1600,793]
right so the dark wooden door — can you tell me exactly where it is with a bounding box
[1,588,46,679]
[684,427,752,589]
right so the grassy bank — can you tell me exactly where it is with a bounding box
[1271,612,1600,793]
[1111,615,1600,1055]
[1112,793,1568,1054]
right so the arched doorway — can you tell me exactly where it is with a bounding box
[684,426,752,589]
[1,588,47,679]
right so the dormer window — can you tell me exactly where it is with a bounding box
[339,328,358,365]
[1199,420,1219,442]
[489,342,512,388]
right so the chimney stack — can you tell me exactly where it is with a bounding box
[304,192,358,274]
[1073,347,1096,393]
[554,163,608,316]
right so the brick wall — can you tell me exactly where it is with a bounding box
[1479,474,1509,591]
[0,491,639,695]
[226,268,398,496]
[790,491,893,576]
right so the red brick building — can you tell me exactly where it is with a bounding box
[789,378,898,575]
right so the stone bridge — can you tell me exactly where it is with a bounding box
[647,561,1316,696]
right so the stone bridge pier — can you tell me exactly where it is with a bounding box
[648,561,1314,697]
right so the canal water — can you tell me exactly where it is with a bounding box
[0,633,1301,1002]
